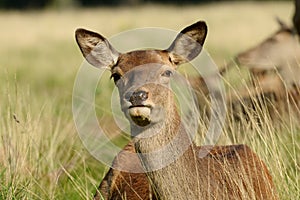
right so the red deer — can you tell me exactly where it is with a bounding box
[94,141,155,200]
[231,19,300,119]
[226,75,286,122]
[235,19,300,89]
[76,21,278,199]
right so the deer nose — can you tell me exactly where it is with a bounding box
[129,90,148,105]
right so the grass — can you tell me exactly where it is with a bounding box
[0,1,299,199]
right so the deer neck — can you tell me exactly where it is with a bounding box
[132,102,193,153]
[131,102,198,199]
[133,120,195,169]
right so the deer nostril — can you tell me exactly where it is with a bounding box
[129,90,148,105]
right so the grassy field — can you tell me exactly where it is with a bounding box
[0,1,299,199]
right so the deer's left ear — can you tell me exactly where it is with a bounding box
[276,17,289,30]
[75,28,119,68]
[167,21,207,65]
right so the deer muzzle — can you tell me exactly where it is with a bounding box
[127,90,152,126]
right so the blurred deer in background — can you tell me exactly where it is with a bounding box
[76,21,278,200]
[229,18,300,120]
[236,18,300,88]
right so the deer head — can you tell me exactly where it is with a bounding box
[236,25,296,70]
[75,21,207,136]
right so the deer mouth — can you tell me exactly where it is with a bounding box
[128,105,152,126]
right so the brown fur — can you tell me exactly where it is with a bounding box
[94,142,155,200]
[225,20,300,120]
[226,75,286,122]
[235,20,300,89]
[76,21,278,200]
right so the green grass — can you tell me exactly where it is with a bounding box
[0,2,299,199]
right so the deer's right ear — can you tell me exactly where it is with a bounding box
[75,28,119,68]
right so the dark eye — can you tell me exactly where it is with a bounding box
[266,37,276,43]
[110,73,121,83]
[162,70,173,77]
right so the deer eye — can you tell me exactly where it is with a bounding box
[266,37,277,43]
[161,70,173,77]
[110,73,121,83]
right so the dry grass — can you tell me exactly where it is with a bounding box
[0,2,298,199]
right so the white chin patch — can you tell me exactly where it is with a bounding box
[129,107,151,126]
